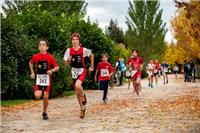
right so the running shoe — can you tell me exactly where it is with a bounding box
[42,112,49,120]
[80,107,86,119]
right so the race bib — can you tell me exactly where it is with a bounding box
[125,70,131,77]
[174,66,179,71]
[131,70,137,77]
[71,68,84,79]
[147,71,153,76]
[101,69,109,77]
[164,68,168,73]
[36,74,50,86]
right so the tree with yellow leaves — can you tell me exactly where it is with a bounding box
[169,0,200,63]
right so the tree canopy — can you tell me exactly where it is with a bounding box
[126,0,167,62]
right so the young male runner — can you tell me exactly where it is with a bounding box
[63,33,94,119]
[29,38,59,120]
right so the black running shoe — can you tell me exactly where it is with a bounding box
[80,107,86,119]
[42,112,49,120]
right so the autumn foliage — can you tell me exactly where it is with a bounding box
[163,0,200,64]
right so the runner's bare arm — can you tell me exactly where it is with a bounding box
[127,62,131,68]
[109,72,114,77]
[29,61,35,79]
[64,56,72,66]
[139,64,143,71]
[94,69,99,82]
[89,53,94,72]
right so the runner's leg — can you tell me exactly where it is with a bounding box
[43,91,49,114]
[34,90,42,99]
[103,80,109,102]
[74,79,87,118]
[150,75,153,88]
[155,74,158,85]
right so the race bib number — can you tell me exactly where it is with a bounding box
[131,70,137,77]
[101,69,109,77]
[164,68,168,73]
[36,74,50,86]
[147,71,153,76]
[71,68,84,79]
[174,66,179,71]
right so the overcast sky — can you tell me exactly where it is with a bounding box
[85,0,178,43]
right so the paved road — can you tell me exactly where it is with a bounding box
[1,75,200,133]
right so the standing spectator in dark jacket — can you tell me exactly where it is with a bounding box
[184,60,190,82]
[190,60,196,82]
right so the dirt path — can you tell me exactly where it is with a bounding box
[1,75,200,133]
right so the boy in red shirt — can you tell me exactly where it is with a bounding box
[64,33,94,119]
[94,54,114,103]
[127,49,143,96]
[29,38,59,120]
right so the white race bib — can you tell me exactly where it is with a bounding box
[101,69,109,77]
[36,74,50,86]
[125,70,131,77]
[164,68,168,72]
[71,68,84,79]
[147,71,153,76]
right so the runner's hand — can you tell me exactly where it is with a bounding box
[47,70,53,75]
[94,77,97,82]
[89,66,94,72]
[68,56,72,62]
[30,73,35,79]
[65,56,72,66]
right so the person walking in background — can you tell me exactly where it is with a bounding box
[146,60,155,88]
[173,61,179,80]
[184,60,189,82]
[63,32,94,119]
[127,49,143,96]
[190,60,196,82]
[125,66,133,90]
[114,58,121,86]
[153,59,160,85]
[119,58,126,85]
[115,58,126,86]
[161,60,169,84]
[94,53,114,103]
[29,38,59,120]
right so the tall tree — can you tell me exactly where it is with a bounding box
[5,0,87,17]
[170,0,200,62]
[106,19,125,44]
[126,0,167,61]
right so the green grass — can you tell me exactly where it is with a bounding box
[1,99,31,107]
[64,90,75,96]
